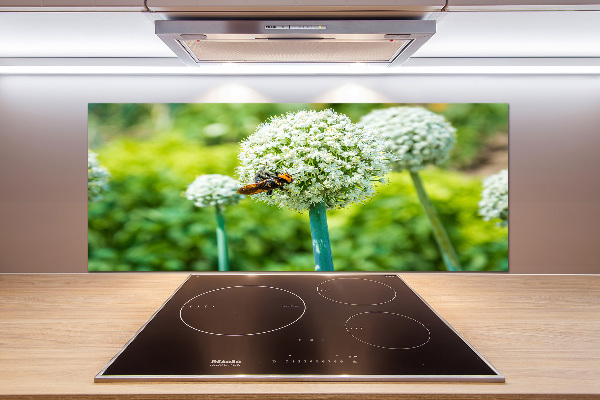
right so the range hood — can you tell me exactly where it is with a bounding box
[155,20,435,67]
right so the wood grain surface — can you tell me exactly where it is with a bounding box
[0,273,598,399]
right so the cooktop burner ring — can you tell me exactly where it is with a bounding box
[179,285,306,337]
[317,277,397,305]
[345,311,431,350]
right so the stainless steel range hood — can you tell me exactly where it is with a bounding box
[155,20,435,67]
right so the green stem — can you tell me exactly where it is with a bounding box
[215,206,229,272]
[308,202,335,272]
[409,171,463,272]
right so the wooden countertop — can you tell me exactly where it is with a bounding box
[0,273,598,399]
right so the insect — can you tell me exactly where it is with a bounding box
[237,171,293,196]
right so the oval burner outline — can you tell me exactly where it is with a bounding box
[345,311,431,350]
[316,277,397,305]
[179,285,306,336]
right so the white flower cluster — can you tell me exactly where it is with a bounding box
[185,174,244,210]
[236,109,394,212]
[88,150,109,203]
[479,169,508,227]
[359,106,456,172]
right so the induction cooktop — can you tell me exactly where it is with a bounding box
[95,273,504,382]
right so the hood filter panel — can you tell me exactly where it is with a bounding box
[182,39,410,63]
[156,20,435,67]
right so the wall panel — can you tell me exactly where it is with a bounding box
[1,73,599,273]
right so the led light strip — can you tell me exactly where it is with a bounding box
[1,59,600,75]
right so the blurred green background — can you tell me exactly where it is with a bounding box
[88,103,508,272]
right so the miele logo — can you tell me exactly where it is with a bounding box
[210,359,242,367]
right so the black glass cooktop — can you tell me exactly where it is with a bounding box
[95,273,504,382]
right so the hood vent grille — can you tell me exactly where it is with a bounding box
[156,20,435,67]
[182,39,411,63]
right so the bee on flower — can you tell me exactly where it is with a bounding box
[236,109,395,213]
[236,109,396,271]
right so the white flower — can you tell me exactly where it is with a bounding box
[88,150,109,203]
[236,109,394,212]
[479,169,508,227]
[185,174,244,209]
[359,106,456,172]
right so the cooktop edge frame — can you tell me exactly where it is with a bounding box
[94,374,505,383]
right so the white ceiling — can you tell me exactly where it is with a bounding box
[0,10,599,59]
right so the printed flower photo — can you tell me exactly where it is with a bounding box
[88,103,508,272]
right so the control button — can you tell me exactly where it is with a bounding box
[265,25,290,30]
[290,25,326,30]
